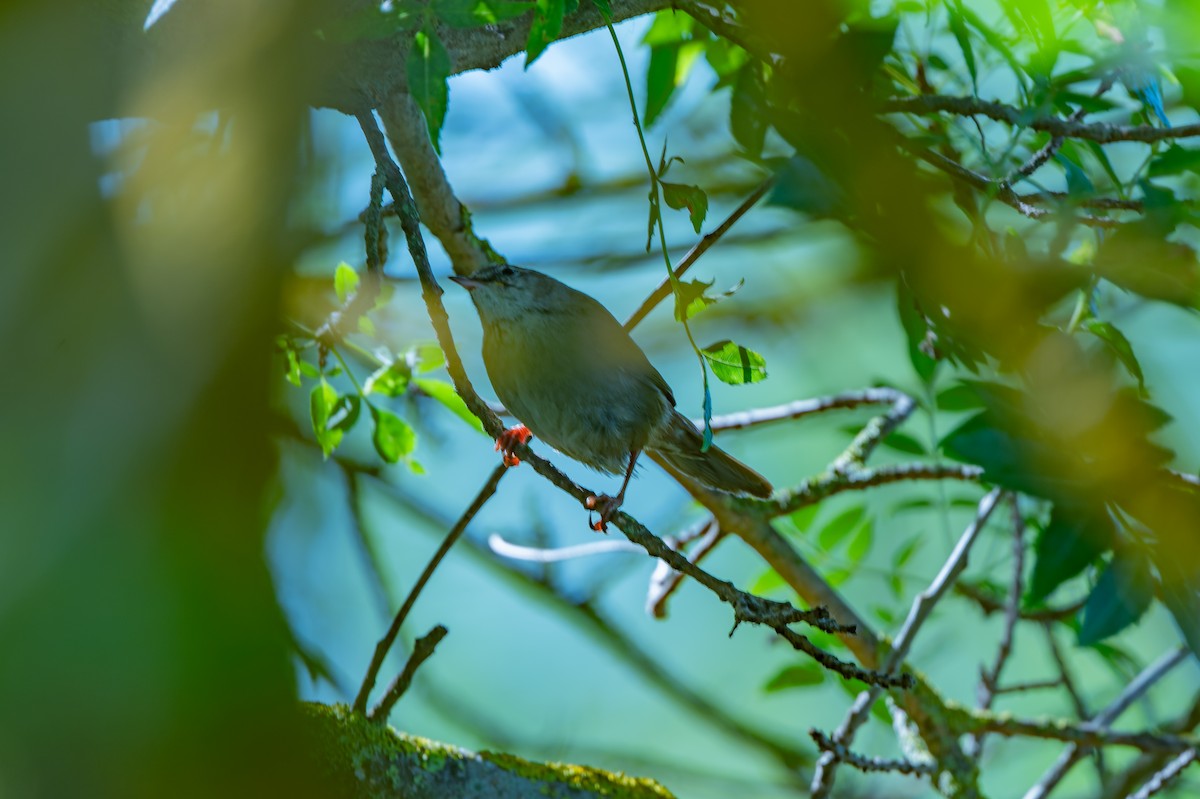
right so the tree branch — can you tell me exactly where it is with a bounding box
[810,729,936,777]
[883,95,1200,144]
[353,463,508,714]
[1022,646,1193,799]
[1125,749,1197,799]
[811,489,1003,799]
[370,625,450,721]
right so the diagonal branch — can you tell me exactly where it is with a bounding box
[811,489,1004,799]
[353,463,509,714]
[1022,646,1193,799]
[882,95,1200,144]
[356,106,897,691]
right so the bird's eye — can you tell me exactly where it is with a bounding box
[500,266,515,279]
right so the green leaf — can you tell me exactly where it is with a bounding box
[1028,503,1113,603]
[872,605,896,625]
[370,405,417,464]
[364,362,411,397]
[642,8,692,45]
[1082,320,1146,395]
[847,519,874,564]
[730,63,767,158]
[525,0,565,66]
[645,192,660,252]
[750,567,786,596]
[764,663,825,692]
[414,378,485,433]
[818,506,867,551]
[768,156,845,219]
[895,284,938,384]
[407,28,451,151]
[704,35,747,79]
[892,535,921,569]
[409,342,446,373]
[947,0,977,90]
[941,411,1070,498]
[644,45,680,128]
[310,379,334,433]
[789,504,819,533]
[936,383,983,411]
[673,278,713,322]
[1055,153,1094,198]
[1148,145,1200,178]
[660,182,708,233]
[310,380,343,458]
[284,347,302,387]
[701,340,767,385]
[1078,554,1154,645]
[298,360,322,379]
[327,394,362,433]
[436,0,533,27]
[1160,563,1200,658]
[323,3,420,43]
[882,431,927,456]
[334,262,359,304]
[673,277,743,322]
[825,567,851,587]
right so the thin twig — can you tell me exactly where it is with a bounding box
[994,679,1066,696]
[809,729,936,776]
[1125,749,1198,799]
[704,387,912,432]
[1168,469,1200,492]
[972,495,1025,753]
[1044,626,1089,719]
[912,146,1119,228]
[488,533,641,562]
[369,625,449,721]
[979,715,1194,754]
[955,582,1083,623]
[1103,695,1200,799]
[1008,77,1114,181]
[352,464,508,714]
[829,391,917,473]
[374,471,812,769]
[774,462,983,516]
[1022,646,1193,799]
[883,95,1200,143]
[623,176,775,331]
[888,489,1004,667]
[315,171,387,345]
[646,518,722,618]
[811,489,1003,799]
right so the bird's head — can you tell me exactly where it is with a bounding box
[450,264,571,323]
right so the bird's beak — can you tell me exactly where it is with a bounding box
[448,274,480,291]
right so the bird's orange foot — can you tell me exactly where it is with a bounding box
[495,424,533,467]
[585,494,622,533]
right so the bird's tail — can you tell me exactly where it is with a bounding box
[651,411,773,498]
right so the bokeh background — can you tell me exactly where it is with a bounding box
[271,16,1200,799]
[2,1,1198,798]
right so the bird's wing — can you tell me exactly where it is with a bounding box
[572,286,676,407]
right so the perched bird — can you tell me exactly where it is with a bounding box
[451,264,772,530]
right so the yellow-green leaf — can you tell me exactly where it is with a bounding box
[701,339,767,384]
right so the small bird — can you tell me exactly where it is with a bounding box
[451,264,772,531]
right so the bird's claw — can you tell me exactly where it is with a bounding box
[495,424,532,467]
[585,494,621,533]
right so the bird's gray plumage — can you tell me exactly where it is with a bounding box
[453,264,772,499]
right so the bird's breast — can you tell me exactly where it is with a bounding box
[482,320,671,474]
